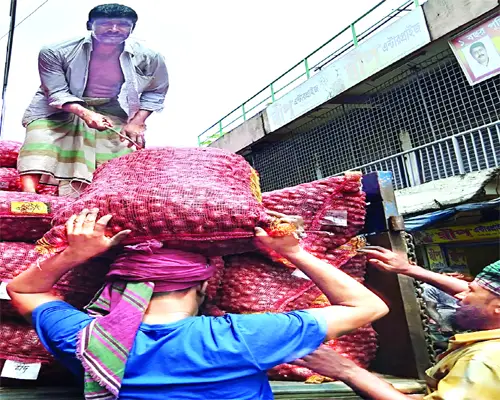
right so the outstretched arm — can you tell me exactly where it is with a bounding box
[7,208,130,320]
[359,246,469,297]
[294,346,414,400]
[255,226,389,340]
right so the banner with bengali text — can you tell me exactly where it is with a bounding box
[414,220,500,244]
[266,7,431,132]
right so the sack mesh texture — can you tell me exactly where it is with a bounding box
[0,191,71,242]
[40,148,266,256]
[0,140,21,168]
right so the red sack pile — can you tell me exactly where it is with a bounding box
[204,174,378,381]
[211,173,368,316]
[39,148,268,256]
[0,140,21,167]
[0,168,22,191]
[0,322,78,385]
[267,255,378,382]
[0,191,72,242]
[0,242,109,318]
[0,321,52,363]
[217,252,366,316]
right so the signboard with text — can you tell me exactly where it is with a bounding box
[266,7,431,132]
[414,220,500,244]
[449,13,500,86]
[426,245,448,271]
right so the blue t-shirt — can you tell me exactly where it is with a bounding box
[33,301,326,399]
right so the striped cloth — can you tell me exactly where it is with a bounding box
[475,260,500,296]
[17,98,133,185]
[77,281,154,400]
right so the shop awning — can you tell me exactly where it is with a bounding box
[404,197,500,231]
[395,168,500,216]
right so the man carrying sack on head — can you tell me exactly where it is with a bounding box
[18,3,169,196]
[7,208,389,399]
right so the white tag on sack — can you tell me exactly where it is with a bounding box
[292,269,311,280]
[1,360,41,380]
[0,282,11,300]
[323,210,348,227]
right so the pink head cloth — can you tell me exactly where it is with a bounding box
[106,240,214,292]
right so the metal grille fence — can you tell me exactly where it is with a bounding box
[252,50,500,192]
[351,121,500,189]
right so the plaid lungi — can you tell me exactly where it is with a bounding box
[17,98,134,184]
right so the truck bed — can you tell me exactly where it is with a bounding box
[0,376,426,399]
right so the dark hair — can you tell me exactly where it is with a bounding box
[87,3,138,30]
[470,41,486,55]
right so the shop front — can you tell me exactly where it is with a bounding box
[414,220,499,276]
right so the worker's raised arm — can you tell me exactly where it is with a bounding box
[255,228,389,340]
[360,246,469,297]
[7,208,130,320]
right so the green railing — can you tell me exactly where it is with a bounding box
[198,0,422,147]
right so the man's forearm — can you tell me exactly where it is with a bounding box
[7,249,88,294]
[62,102,88,118]
[130,110,153,125]
[340,366,410,400]
[406,266,468,296]
[285,250,383,308]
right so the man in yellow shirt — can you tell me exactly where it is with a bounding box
[294,255,500,400]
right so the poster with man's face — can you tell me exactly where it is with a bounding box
[449,14,500,86]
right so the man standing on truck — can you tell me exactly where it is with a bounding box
[6,209,388,400]
[295,247,500,400]
[17,3,169,196]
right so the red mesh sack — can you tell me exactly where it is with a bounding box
[0,322,78,387]
[37,183,59,196]
[260,174,366,266]
[262,173,365,235]
[39,148,268,256]
[0,140,21,167]
[0,321,52,363]
[0,242,109,318]
[283,254,368,314]
[201,257,227,316]
[217,254,316,314]
[0,168,22,191]
[217,236,363,315]
[0,191,72,242]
